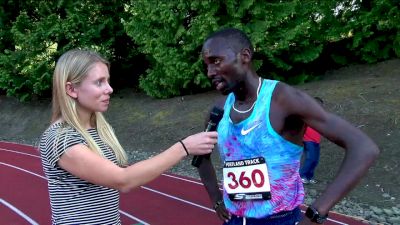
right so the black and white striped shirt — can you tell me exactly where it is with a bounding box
[39,122,121,225]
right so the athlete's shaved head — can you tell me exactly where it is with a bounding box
[204,28,254,57]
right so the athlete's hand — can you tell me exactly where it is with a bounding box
[182,131,218,155]
[215,201,231,223]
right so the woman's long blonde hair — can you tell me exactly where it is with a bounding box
[51,49,127,165]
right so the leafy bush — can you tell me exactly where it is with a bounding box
[0,0,137,101]
[348,0,400,63]
[124,1,219,98]
[125,0,400,98]
[0,0,398,100]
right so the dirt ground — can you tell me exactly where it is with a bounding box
[0,58,399,211]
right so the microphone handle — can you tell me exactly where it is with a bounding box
[191,122,215,167]
[192,153,211,167]
[191,155,204,168]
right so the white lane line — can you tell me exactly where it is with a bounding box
[162,173,223,188]
[0,198,39,225]
[145,183,347,225]
[0,162,144,224]
[2,147,218,213]
[328,218,349,225]
[162,175,348,224]
[1,144,351,225]
[162,173,223,190]
[0,148,41,158]
[0,162,46,179]
[119,210,150,225]
[140,186,214,212]
[161,173,204,185]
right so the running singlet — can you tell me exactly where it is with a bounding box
[39,122,121,225]
[217,79,304,218]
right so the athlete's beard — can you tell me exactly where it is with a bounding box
[221,80,244,96]
[221,83,234,95]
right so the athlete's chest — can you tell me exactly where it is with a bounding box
[219,112,266,141]
[229,109,252,124]
[217,115,268,161]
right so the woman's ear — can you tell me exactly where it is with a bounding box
[66,82,78,99]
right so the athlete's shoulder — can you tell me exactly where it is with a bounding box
[271,81,304,103]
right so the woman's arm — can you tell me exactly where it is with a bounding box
[58,131,218,192]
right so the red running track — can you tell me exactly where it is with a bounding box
[0,141,368,225]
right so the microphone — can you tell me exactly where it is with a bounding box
[191,107,224,168]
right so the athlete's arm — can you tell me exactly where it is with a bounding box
[58,131,218,192]
[276,83,379,217]
[197,99,230,222]
[197,157,230,222]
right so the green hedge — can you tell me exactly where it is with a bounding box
[0,0,137,101]
[0,0,399,101]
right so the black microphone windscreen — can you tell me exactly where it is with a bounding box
[191,106,224,167]
[209,107,224,125]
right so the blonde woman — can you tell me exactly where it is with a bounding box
[39,49,218,225]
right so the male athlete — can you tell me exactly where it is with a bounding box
[197,28,379,225]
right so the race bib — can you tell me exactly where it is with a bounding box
[223,157,271,201]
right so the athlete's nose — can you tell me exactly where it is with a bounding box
[207,64,217,78]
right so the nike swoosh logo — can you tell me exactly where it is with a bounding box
[241,123,261,135]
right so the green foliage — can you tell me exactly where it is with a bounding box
[317,0,400,64]
[349,0,400,62]
[122,1,351,97]
[124,1,219,98]
[0,0,136,101]
[0,0,398,100]
[124,1,325,97]
[124,0,398,98]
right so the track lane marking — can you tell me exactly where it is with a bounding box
[163,173,351,224]
[0,147,216,212]
[140,186,214,212]
[0,198,39,225]
[1,142,356,225]
[0,162,46,179]
[0,148,41,158]
[0,161,144,224]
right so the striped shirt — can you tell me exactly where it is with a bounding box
[39,122,121,225]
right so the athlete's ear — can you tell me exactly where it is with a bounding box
[66,82,78,99]
[240,48,252,64]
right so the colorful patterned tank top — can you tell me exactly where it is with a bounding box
[217,79,304,218]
